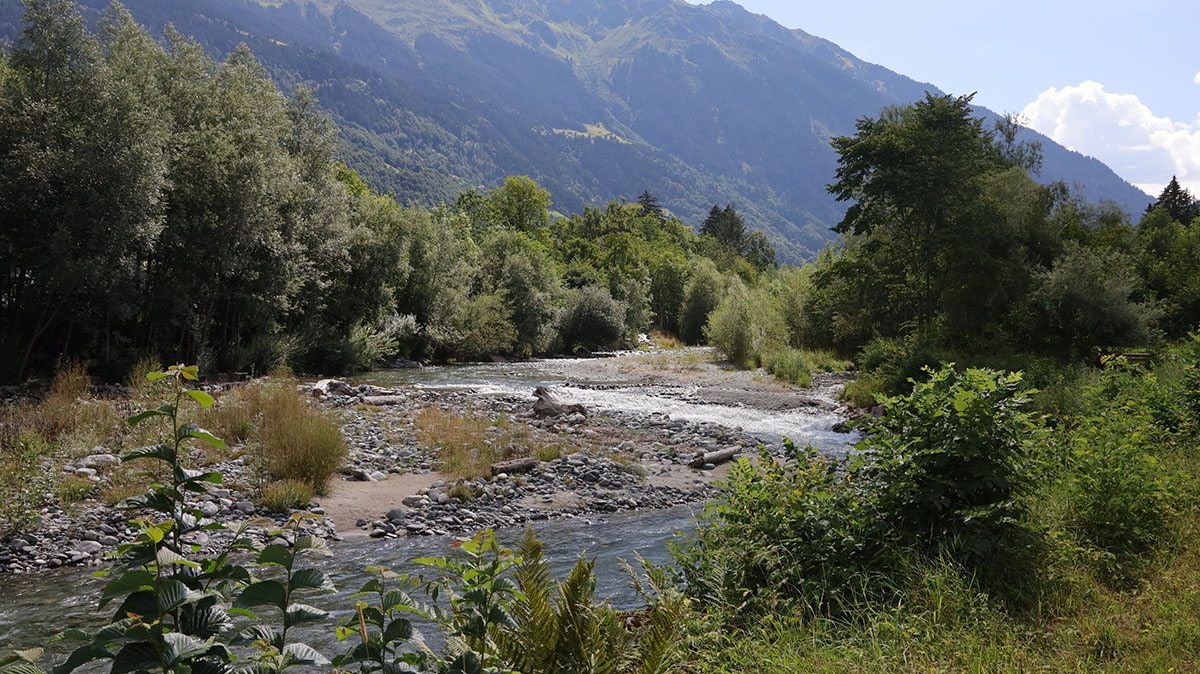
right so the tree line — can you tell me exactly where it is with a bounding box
[0,0,777,382]
[701,92,1200,385]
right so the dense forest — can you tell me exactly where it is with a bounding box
[0,0,784,382]
[2,0,1197,385]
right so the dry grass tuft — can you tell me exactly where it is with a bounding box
[260,479,315,512]
[415,409,562,480]
[204,376,346,494]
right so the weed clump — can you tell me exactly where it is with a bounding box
[260,479,315,512]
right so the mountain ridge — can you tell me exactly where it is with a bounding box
[0,0,1152,261]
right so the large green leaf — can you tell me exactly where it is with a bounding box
[255,545,293,569]
[127,404,175,427]
[163,633,213,665]
[234,580,287,612]
[122,444,176,464]
[99,570,154,608]
[157,578,203,613]
[185,389,215,408]
[109,643,159,674]
[176,423,225,450]
[289,568,333,593]
[283,603,328,628]
[382,618,413,644]
[281,643,329,667]
[230,624,281,650]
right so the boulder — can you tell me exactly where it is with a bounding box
[312,379,357,398]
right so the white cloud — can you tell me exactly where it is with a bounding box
[1021,80,1200,196]
[1195,70,1200,85]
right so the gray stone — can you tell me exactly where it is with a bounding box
[75,540,103,554]
[369,529,387,539]
[386,507,408,521]
[98,535,120,546]
[234,501,257,514]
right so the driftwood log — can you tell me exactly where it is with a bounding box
[688,447,740,469]
[532,386,587,418]
[491,457,538,477]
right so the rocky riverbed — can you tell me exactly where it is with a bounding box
[0,349,858,573]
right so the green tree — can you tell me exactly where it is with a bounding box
[827,92,1004,331]
[1145,176,1200,226]
[489,175,552,232]
[700,204,748,251]
[636,189,664,220]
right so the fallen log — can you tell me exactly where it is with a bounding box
[532,386,587,418]
[688,447,740,469]
[491,457,538,477]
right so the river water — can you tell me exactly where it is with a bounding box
[0,354,856,659]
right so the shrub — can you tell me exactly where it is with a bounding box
[704,280,787,369]
[673,442,889,618]
[555,284,627,351]
[679,257,724,344]
[260,479,315,512]
[0,431,54,538]
[762,350,813,387]
[416,407,517,479]
[1058,357,1176,582]
[1025,242,1160,356]
[55,476,94,504]
[863,366,1038,567]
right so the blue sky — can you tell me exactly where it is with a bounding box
[722,0,1200,196]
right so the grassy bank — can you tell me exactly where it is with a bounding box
[679,338,1200,673]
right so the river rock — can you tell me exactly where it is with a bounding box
[312,379,357,398]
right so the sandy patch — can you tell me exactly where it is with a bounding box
[315,472,444,536]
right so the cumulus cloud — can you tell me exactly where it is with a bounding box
[1195,70,1200,85]
[1021,80,1200,196]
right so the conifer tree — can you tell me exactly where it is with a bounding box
[1146,176,1200,225]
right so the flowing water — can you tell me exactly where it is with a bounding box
[0,354,857,658]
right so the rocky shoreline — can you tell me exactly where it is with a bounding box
[0,351,856,574]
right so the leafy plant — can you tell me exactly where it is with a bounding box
[51,364,335,674]
[862,366,1038,566]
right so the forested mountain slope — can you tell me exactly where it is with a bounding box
[0,0,1152,261]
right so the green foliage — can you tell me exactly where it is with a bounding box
[673,443,887,618]
[555,285,627,351]
[1025,243,1159,356]
[0,430,54,537]
[55,364,335,674]
[862,366,1038,567]
[678,258,724,345]
[703,280,787,369]
[260,479,316,513]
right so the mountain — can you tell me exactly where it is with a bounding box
[0,0,1153,261]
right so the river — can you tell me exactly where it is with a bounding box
[0,351,857,660]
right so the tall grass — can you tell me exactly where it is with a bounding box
[763,349,851,388]
[203,375,346,494]
[415,408,564,480]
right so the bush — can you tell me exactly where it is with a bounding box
[679,258,724,344]
[555,284,627,351]
[704,280,787,369]
[673,443,888,618]
[764,349,851,387]
[762,350,812,387]
[260,479,315,512]
[863,366,1038,567]
[1025,243,1160,356]
[1058,358,1176,582]
[0,431,54,538]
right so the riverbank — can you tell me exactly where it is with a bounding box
[0,348,857,574]
[315,348,854,539]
